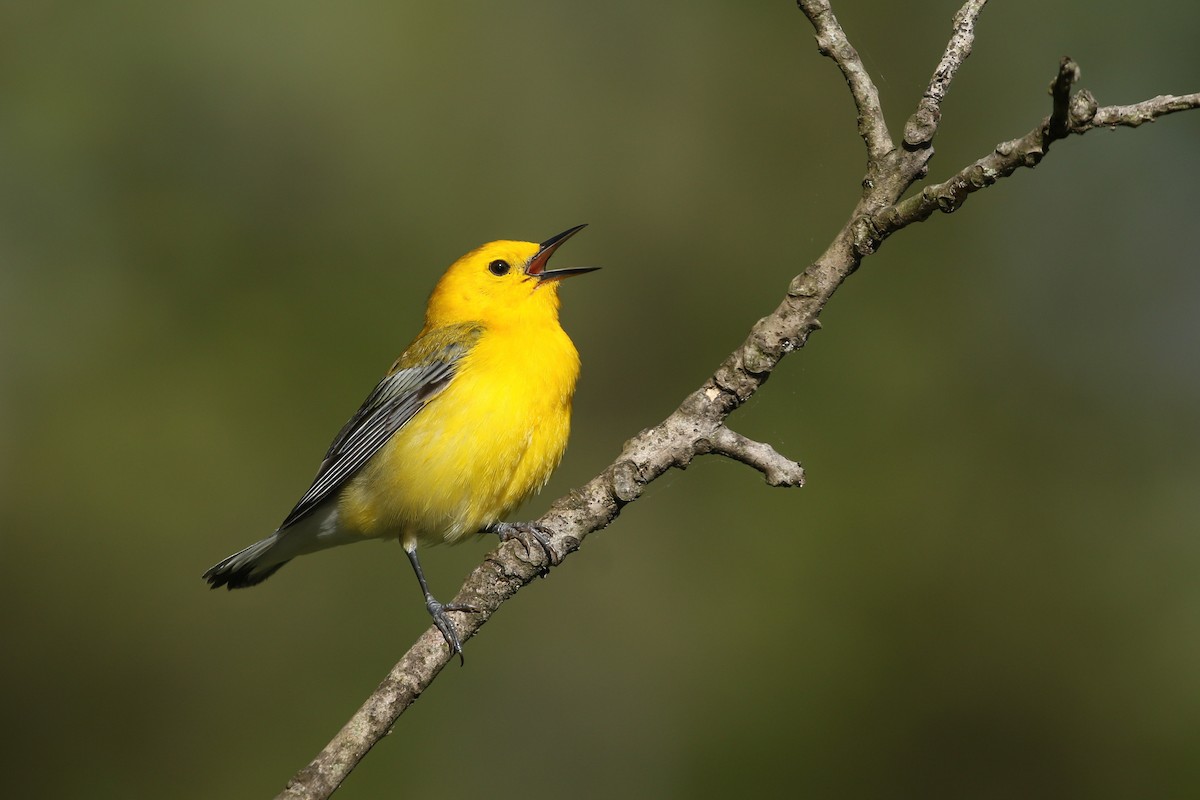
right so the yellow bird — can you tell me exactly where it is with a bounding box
[204,225,596,660]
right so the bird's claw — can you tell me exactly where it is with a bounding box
[488,521,562,570]
[426,597,477,666]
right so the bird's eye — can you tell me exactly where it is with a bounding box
[488,259,510,276]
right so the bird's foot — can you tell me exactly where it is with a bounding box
[485,521,562,570]
[426,596,478,666]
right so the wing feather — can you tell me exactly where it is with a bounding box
[277,330,476,529]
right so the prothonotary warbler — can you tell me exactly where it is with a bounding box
[204,225,597,660]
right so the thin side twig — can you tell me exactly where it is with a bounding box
[797,0,893,166]
[904,0,989,150]
[697,426,806,488]
[1046,55,1081,140]
[1090,93,1200,127]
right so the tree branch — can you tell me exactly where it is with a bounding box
[797,0,893,166]
[1089,92,1200,127]
[876,64,1200,233]
[277,5,1198,798]
[1046,56,1081,141]
[697,426,806,488]
[904,0,989,150]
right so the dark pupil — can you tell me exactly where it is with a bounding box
[488,259,510,276]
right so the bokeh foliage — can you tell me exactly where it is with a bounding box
[2,1,1199,797]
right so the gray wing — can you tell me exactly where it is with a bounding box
[277,341,468,530]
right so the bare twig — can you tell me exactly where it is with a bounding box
[1046,56,1081,141]
[879,77,1199,232]
[277,4,1198,798]
[797,0,893,166]
[904,0,989,150]
[698,426,806,488]
[1090,92,1200,127]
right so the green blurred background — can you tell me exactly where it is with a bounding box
[3,1,1199,797]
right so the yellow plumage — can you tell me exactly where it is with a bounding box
[340,251,581,547]
[204,226,595,659]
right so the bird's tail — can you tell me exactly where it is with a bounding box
[203,534,291,589]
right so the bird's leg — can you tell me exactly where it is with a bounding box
[403,542,477,665]
[481,521,562,568]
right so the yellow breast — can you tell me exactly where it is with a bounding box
[338,322,580,547]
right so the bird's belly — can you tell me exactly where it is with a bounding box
[338,363,572,547]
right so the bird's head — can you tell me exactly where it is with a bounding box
[424,225,597,329]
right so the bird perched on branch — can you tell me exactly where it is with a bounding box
[204,225,597,661]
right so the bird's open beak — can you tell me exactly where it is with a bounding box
[526,224,600,282]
